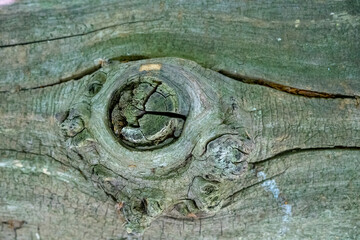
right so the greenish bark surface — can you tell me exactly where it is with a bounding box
[0,1,359,239]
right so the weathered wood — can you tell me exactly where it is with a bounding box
[0,0,359,94]
[0,1,359,239]
[1,57,360,239]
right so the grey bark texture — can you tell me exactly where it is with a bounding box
[0,1,359,239]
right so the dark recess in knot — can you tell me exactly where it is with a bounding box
[109,75,187,150]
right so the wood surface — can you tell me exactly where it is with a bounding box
[0,1,359,239]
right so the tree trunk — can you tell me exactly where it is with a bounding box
[0,1,359,239]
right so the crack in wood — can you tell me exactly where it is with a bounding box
[0,56,153,93]
[1,220,27,240]
[222,146,360,208]
[1,56,357,100]
[141,111,187,120]
[0,64,103,93]
[0,148,87,181]
[0,18,164,48]
[221,170,287,209]
[251,146,360,165]
[218,70,359,99]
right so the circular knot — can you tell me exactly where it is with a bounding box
[109,75,187,150]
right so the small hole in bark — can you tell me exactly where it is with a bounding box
[202,185,217,195]
[87,82,103,96]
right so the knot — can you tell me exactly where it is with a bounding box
[109,74,187,150]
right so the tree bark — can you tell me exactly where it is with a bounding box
[0,1,359,239]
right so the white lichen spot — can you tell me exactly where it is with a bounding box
[330,12,335,16]
[262,178,280,199]
[257,171,292,235]
[104,177,115,182]
[295,19,300,28]
[42,168,51,175]
[13,160,23,168]
[282,204,292,222]
[277,37,282,42]
[0,0,16,6]
[35,232,41,240]
[6,205,18,211]
[55,172,71,183]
